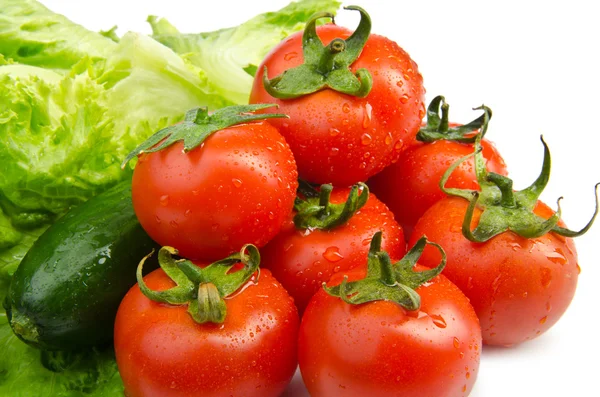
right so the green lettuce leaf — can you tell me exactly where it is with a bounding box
[0,0,116,71]
[149,0,342,104]
[0,312,124,396]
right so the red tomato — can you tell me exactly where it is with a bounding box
[260,188,406,313]
[132,121,298,261]
[369,135,507,236]
[249,24,425,186]
[299,266,482,397]
[114,267,299,397]
[410,197,579,346]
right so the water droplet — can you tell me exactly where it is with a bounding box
[268,211,275,220]
[283,51,298,61]
[211,223,219,231]
[155,215,161,224]
[430,314,447,328]
[184,209,191,217]
[159,195,170,206]
[362,238,371,246]
[539,316,548,325]
[396,80,404,88]
[576,263,581,274]
[359,162,367,169]
[459,352,464,358]
[323,246,344,262]
[453,337,460,348]
[192,190,200,196]
[540,267,552,288]
[98,257,106,265]
[466,372,471,379]
[333,265,341,272]
[385,133,393,145]
[342,103,350,113]
[329,128,340,137]
[232,178,243,188]
[329,147,340,156]
[363,152,370,159]
[522,292,528,298]
[170,220,179,228]
[462,385,467,393]
[418,104,426,119]
[362,103,372,128]
[547,248,568,265]
[394,140,404,151]
[400,94,410,104]
[466,277,473,289]
[361,133,372,145]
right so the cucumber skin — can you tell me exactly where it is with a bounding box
[4,180,158,351]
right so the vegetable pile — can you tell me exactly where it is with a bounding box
[1,1,598,396]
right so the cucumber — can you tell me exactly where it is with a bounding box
[3,180,158,350]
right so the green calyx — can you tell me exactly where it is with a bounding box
[441,135,600,242]
[417,95,492,143]
[293,180,369,230]
[324,232,446,311]
[121,104,287,167]
[262,6,373,99]
[136,245,261,324]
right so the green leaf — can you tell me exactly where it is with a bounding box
[0,312,124,396]
[150,0,342,104]
[0,0,117,70]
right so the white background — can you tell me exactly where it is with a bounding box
[40,1,600,396]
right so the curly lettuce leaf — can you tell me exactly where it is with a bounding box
[0,312,123,396]
[0,0,116,71]
[149,0,342,104]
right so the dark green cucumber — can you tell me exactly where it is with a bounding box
[3,180,158,350]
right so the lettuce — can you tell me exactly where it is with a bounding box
[0,0,116,71]
[150,0,342,104]
[0,312,124,396]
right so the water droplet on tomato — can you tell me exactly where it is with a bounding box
[385,133,393,145]
[394,139,404,151]
[323,246,344,262]
[329,147,340,156]
[466,277,473,289]
[211,223,219,231]
[155,216,161,224]
[462,385,467,393]
[232,178,243,188]
[359,162,367,169]
[342,103,350,113]
[329,128,340,137]
[170,220,178,228]
[361,133,372,145]
[431,314,447,328]
[268,211,275,220]
[547,248,568,265]
[283,51,298,61]
[363,152,371,159]
[362,238,371,246]
[576,263,581,274]
[466,372,471,379]
[184,209,191,217]
[362,103,372,128]
[453,337,460,348]
[400,94,410,104]
[333,265,341,272]
[396,80,404,88]
[159,195,170,206]
[540,267,552,288]
[418,103,426,119]
[539,316,548,325]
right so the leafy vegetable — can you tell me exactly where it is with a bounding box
[150,0,342,104]
[0,0,116,71]
[0,312,124,396]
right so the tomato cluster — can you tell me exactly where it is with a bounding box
[115,6,597,397]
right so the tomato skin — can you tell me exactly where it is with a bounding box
[369,136,507,237]
[409,197,579,346]
[249,24,425,186]
[114,267,299,397]
[260,189,406,313]
[298,266,481,397]
[131,121,298,261]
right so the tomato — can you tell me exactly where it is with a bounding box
[249,10,425,186]
[299,265,482,397]
[369,136,507,236]
[409,197,580,346]
[114,266,299,397]
[131,119,298,261]
[260,186,406,313]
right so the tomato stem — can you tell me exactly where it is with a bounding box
[444,135,600,242]
[417,95,492,143]
[324,232,446,311]
[136,245,261,324]
[294,182,369,230]
[262,6,373,99]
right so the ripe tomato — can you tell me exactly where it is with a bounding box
[260,186,406,313]
[299,265,482,397]
[249,11,425,186]
[131,119,298,261]
[369,136,507,236]
[114,266,299,397]
[410,197,580,346]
